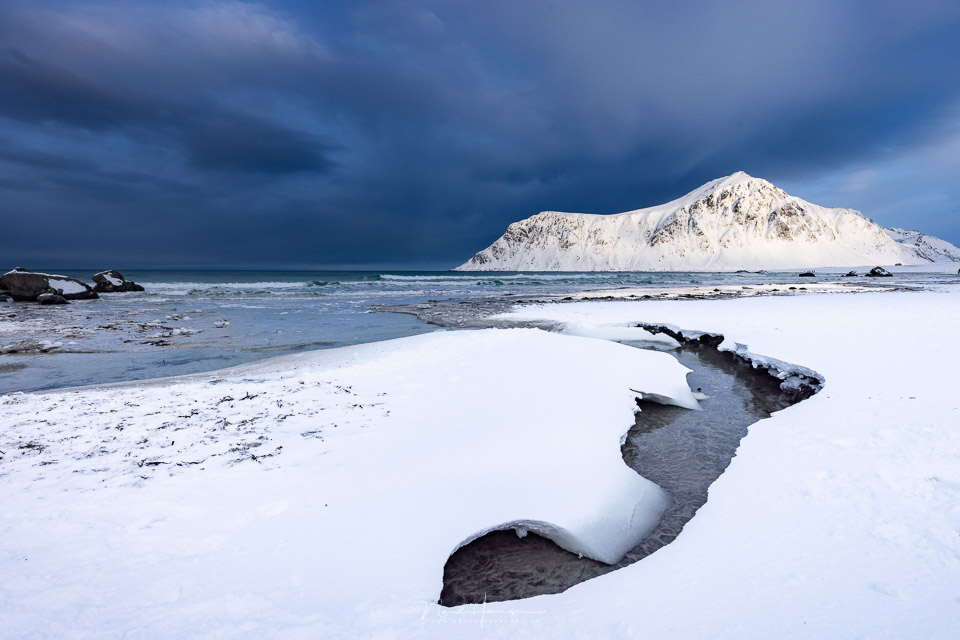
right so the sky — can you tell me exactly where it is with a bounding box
[2,0,960,269]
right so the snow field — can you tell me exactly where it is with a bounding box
[5,287,959,638]
[487,288,960,639]
[0,328,697,638]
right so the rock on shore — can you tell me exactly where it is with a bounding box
[37,293,69,305]
[0,268,98,301]
[92,270,145,293]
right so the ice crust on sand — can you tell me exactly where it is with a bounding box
[0,328,697,636]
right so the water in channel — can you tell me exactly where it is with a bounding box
[440,341,797,606]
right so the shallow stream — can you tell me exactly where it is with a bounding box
[440,340,795,605]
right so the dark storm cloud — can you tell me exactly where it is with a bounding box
[1,0,959,268]
[0,140,96,172]
[0,48,139,129]
[0,46,335,175]
[181,114,338,175]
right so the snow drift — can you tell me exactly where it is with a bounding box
[456,172,960,271]
[0,328,699,636]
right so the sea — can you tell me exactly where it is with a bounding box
[1,268,953,394]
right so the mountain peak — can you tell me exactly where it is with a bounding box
[707,170,772,192]
[721,170,753,182]
[456,173,960,271]
[660,171,784,215]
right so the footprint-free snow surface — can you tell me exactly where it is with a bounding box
[440,342,795,605]
[0,328,697,637]
[5,287,960,639]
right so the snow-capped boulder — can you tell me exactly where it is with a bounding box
[91,270,144,293]
[457,172,952,271]
[843,271,858,277]
[866,266,893,277]
[37,293,69,305]
[0,269,98,301]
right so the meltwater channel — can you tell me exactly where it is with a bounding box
[440,339,805,605]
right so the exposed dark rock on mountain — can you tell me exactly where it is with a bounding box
[884,227,960,263]
[457,172,960,271]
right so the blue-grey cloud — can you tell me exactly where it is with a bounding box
[1,0,959,268]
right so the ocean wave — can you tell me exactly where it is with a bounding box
[377,273,634,282]
[106,272,721,305]
[147,281,309,293]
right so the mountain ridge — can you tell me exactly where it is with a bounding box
[456,172,960,271]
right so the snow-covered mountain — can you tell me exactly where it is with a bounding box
[883,226,960,263]
[456,172,960,271]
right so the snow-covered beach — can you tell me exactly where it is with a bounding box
[3,281,960,638]
[6,0,960,635]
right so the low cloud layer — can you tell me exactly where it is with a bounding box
[2,0,959,268]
